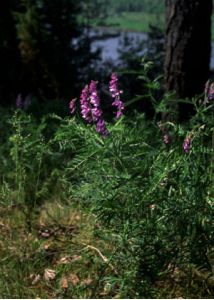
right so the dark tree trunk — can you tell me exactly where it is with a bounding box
[164,0,212,102]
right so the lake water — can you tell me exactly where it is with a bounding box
[90,28,214,69]
[90,28,147,63]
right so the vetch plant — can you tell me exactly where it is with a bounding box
[89,80,109,137]
[205,80,214,102]
[109,72,125,119]
[69,98,76,114]
[72,73,125,137]
[16,94,23,109]
[15,93,32,110]
[89,80,102,122]
[0,71,214,298]
[65,71,214,297]
[80,85,92,123]
[183,135,191,153]
[95,118,109,137]
[9,111,53,231]
[157,122,172,146]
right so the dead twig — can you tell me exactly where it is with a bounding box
[82,244,118,274]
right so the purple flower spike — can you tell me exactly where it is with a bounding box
[208,82,214,101]
[79,80,109,137]
[163,133,171,145]
[183,136,191,153]
[16,94,23,109]
[69,98,76,114]
[92,107,102,120]
[89,80,109,136]
[89,80,102,121]
[205,80,214,102]
[89,80,100,107]
[80,85,92,123]
[96,118,109,137]
[109,73,124,119]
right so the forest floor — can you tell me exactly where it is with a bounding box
[0,200,213,299]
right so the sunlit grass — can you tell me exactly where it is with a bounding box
[0,201,117,298]
[78,11,164,33]
[91,10,214,42]
[104,12,164,32]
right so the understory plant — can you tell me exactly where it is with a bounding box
[59,69,214,297]
[5,111,69,230]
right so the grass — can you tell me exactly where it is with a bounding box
[0,200,118,298]
[0,200,213,298]
[91,10,214,42]
[91,12,164,33]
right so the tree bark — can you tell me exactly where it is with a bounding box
[164,0,212,100]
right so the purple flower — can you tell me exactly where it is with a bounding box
[79,81,109,137]
[183,136,191,153]
[80,85,93,123]
[109,73,124,119]
[89,80,102,121]
[205,80,214,102]
[157,122,171,145]
[69,98,76,114]
[91,107,102,120]
[89,81,100,107]
[96,118,109,137]
[89,80,109,137]
[163,133,171,145]
[208,83,214,101]
[16,94,23,109]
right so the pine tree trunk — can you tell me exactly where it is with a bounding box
[164,0,212,100]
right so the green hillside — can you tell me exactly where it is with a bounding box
[88,0,214,39]
[81,0,165,32]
